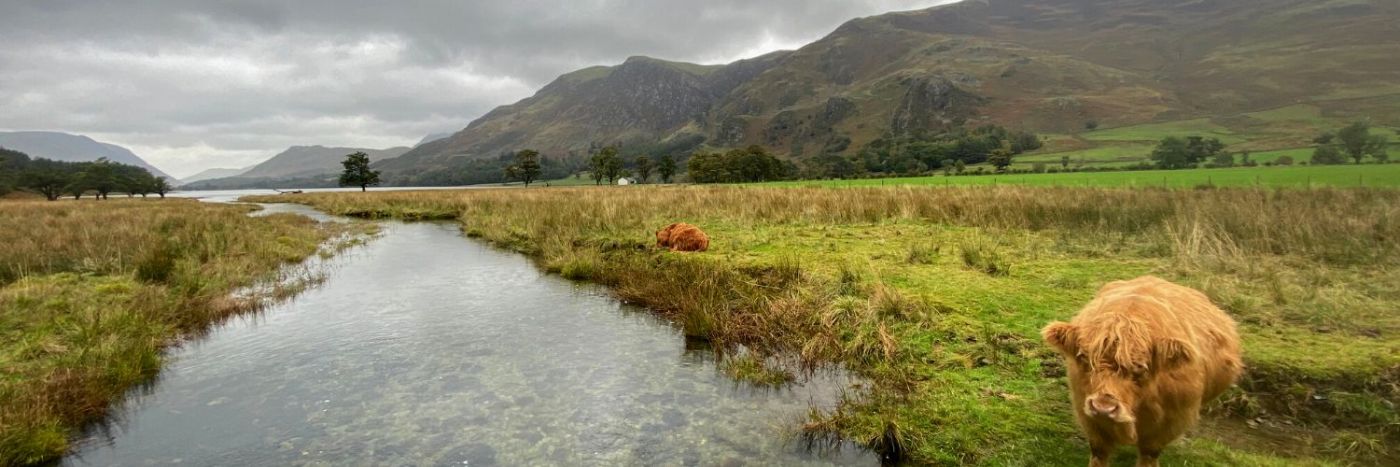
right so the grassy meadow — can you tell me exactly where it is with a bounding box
[249,185,1399,465]
[0,199,354,464]
[768,164,1400,189]
[1015,100,1399,170]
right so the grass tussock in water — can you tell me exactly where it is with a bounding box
[247,185,1400,465]
[0,200,347,465]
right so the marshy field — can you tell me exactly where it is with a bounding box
[0,200,359,464]
[239,185,1400,465]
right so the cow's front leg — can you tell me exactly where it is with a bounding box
[1089,443,1112,467]
[1135,447,1161,467]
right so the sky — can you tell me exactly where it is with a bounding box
[0,0,956,178]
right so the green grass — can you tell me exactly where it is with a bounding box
[767,164,1400,189]
[251,185,1400,465]
[0,200,352,464]
[1083,118,1246,144]
[1013,143,1156,167]
[1015,102,1396,170]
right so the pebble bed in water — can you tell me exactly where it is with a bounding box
[65,209,874,466]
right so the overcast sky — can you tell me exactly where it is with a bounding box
[0,0,955,178]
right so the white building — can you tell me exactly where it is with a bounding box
[617,177,634,186]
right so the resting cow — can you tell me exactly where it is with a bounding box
[1042,276,1242,467]
[655,222,710,252]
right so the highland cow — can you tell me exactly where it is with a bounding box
[655,222,709,252]
[1042,276,1242,467]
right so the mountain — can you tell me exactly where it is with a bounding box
[182,145,410,190]
[415,132,454,148]
[237,145,410,180]
[379,52,791,178]
[179,167,249,185]
[0,131,173,179]
[385,0,1400,182]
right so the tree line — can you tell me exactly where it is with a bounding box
[804,124,1042,179]
[1311,121,1390,165]
[0,147,170,200]
[404,120,1393,188]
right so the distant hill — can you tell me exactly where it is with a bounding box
[179,167,249,185]
[237,145,410,179]
[383,0,1400,184]
[0,131,173,179]
[183,145,410,190]
[414,132,454,148]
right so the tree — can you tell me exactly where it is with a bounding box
[987,146,1013,173]
[686,152,727,183]
[79,159,119,199]
[503,164,521,184]
[1336,122,1387,164]
[0,148,29,196]
[1312,144,1346,165]
[954,159,966,174]
[1207,152,1234,168]
[22,159,70,201]
[591,146,623,183]
[1149,136,1222,169]
[1367,135,1389,163]
[505,149,542,186]
[129,175,153,197]
[1186,136,1226,163]
[1060,155,1071,169]
[1275,155,1295,166]
[634,156,654,183]
[338,152,381,191]
[65,180,87,200]
[658,154,677,183]
[152,177,172,198]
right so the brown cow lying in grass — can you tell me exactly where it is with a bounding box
[1042,276,1242,467]
[655,222,710,252]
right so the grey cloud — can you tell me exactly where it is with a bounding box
[0,0,955,177]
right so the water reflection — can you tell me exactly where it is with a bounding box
[64,214,873,466]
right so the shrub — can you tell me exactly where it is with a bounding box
[959,240,1010,276]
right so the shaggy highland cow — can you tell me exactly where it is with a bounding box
[655,222,710,252]
[1042,276,1242,467]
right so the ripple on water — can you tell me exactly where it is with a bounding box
[64,215,876,466]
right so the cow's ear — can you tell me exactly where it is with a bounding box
[1041,322,1078,356]
[1153,338,1194,371]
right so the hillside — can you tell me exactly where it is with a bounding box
[240,145,409,179]
[386,0,1400,183]
[179,167,248,185]
[414,132,453,148]
[0,131,173,179]
[183,145,409,189]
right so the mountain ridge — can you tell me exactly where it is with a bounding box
[0,131,173,179]
[183,144,411,189]
[326,0,1400,184]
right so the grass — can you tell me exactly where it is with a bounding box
[1017,101,1398,169]
[1012,142,1156,167]
[0,199,353,464]
[767,164,1400,189]
[250,185,1399,465]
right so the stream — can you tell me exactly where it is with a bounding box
[62,194,875,466]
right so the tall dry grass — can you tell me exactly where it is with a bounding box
[249,185,1400,463]
[259,185,1400,266]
